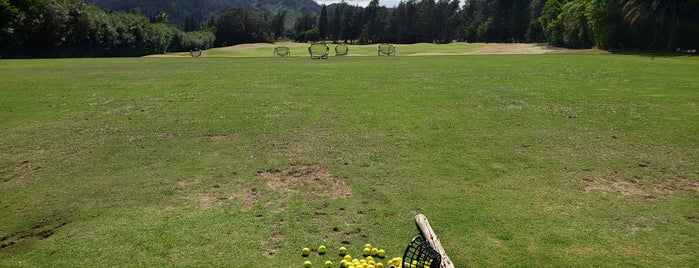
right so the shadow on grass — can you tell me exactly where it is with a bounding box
[542,43,697,58]
[607,49,697,58]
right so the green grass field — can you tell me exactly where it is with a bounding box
[1,45,697,267]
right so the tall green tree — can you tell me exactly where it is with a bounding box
[526,0,548,42]
[459,0,488,42]
[0,0,32,50]
[389,0,420,43]
[343,5,363,43]
[560,0,594,48]
[0,0,16,50]
[294,11,316,33]
[395,0,409,43]
[431,0,460,43]
[319,5,328,40]
[293,11,318,42]
[361,0,386,43]
[331,2,343,42]
[214,7,268,46]
[341,5,354,43]
[270,9,287,40]
[624,0,689,49]
[510,0,529,42]
[183,14,201,32]
[539,0,565,46]
[585,0,626,49]
[490,0,508,42]
[416,0,436,42]
[538,0,593,48]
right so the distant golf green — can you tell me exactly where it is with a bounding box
[0,46,697,267]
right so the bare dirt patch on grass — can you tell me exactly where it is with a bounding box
[234,188,260,211]
[173,179,268,211]
[578,159,698,197]
[578,176,698,197]
[175,179,200,186]
[265,231,283,258]
[464,43,551,55]
[410,43,574,56]
[652,177,699,194]
[580,177,651,196]
[259,164,351,199]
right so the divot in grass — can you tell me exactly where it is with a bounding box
[201,134,234,140]
[0,220,67,251]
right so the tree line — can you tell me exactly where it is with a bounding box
[536,0,698,50]
[290,0,698,50]
[1,0,215,58]
[2,0,698,58]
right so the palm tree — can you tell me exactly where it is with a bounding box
[623,0,688,50]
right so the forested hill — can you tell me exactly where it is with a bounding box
[86,0,322,26]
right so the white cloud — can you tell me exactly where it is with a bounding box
[314,0,402,8]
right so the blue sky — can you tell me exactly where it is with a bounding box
[314,0,403,8]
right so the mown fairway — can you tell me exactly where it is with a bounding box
[0,52,697,267]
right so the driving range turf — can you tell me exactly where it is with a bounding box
[1,48,697,267]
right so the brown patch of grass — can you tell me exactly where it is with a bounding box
[154,133,175,140]
[174,179,225,210]
[266,245,280,257]
[463,43,550,55]
[652,177,699,194]
[173,178,267,211]
[563,246,605,256]
[259,164,352,199]
[197,192,215,209]
[578,176,698,196]
[265,232,284,258]
[175,179,200,187]
[579,177,650,196]
[274,202,287,213]
[236,188,259,211]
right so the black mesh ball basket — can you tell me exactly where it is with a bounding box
[402,236,441,268]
